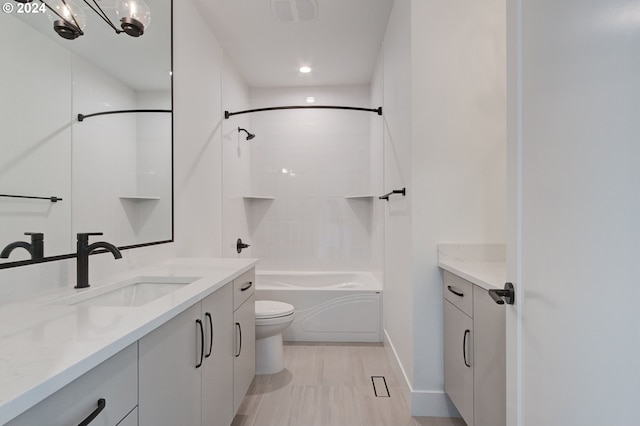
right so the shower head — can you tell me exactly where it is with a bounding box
[238,127,256,141]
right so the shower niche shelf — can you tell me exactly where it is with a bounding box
[344,195,376,199]
[119,195,161,201]
[242,195,276,200]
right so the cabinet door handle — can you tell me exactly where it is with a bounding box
[77,398,106,426]
[463,329,471,368]
[240,281,253,291]
[235,322,242,357]
[196,319,204,368]
[447,285,464,297]
[205,312,213,358]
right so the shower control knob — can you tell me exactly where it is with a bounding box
[236,238,251,254]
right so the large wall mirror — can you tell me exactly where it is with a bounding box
[0,0,173,268]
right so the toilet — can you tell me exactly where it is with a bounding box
[255,300,295,374]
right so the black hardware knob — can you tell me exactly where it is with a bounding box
[236,238,251,254]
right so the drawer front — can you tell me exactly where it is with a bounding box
[8,343,138,426]
[233,268,255,311]
[443,271,473,317]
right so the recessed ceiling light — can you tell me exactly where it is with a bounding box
[299,66,312,74]
[306,96,315,103]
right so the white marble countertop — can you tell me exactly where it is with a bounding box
[0,257,258,424]
[438,259,506,290]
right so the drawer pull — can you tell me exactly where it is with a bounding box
[77,398,106,426]
[240,281,253,291]
[463,329,471,368]
[447,285,464,297]
[196,319,204,368]
[205,312,213,358]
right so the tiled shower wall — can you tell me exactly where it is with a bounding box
[245,86,383,271]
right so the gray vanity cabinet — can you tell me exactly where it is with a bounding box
[443,275,474,424]
[7,343,138,426]
[233,268,256,415]
[443,271,505,426]
[138,283,235,426]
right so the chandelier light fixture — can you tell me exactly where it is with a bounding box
[13,0,151,40]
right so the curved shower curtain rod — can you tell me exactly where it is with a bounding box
[224,105,383,119]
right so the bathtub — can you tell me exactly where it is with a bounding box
[255,271,382,342]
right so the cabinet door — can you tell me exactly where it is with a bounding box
[233,294,255,415]
[444,299,474,426]
[7,343,137,426]
[202,283,234,426]
[118,407,138,426]
[139,303,202,426]
[473,285,506,426]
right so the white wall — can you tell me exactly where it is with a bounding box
[370,52,385,282]
[172,0,225,258]
[221,55,252,257]
[381,0,415,406]
[245,86,379,271]
[381,0,506,416]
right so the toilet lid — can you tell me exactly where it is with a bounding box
[255,300,295,319]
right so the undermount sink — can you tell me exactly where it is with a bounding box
[50,276,199,307]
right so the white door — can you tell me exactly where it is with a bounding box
[507,1,640,425]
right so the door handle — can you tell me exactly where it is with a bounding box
[463,329,471,368]
[488,282,515,305]
[205,312,213,358]
[195,319,204,368]
[235,322,242,357]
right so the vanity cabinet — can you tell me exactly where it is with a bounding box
[233,268,256,415]
[7,343,138,426]
[443,271,505,426]
[443,275,474,424]
[138,283,234,426]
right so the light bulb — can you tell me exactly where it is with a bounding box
[115,0,151,37]
[45,0,86,39]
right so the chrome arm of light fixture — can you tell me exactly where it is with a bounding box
[18,0,150,39]
[81,0,124,34]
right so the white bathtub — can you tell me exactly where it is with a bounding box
[255,271,382,342]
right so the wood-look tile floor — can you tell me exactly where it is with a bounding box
[231,342,466,426]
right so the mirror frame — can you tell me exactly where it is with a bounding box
[0,0,174,270]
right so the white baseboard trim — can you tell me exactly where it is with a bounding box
[383,330,461,418]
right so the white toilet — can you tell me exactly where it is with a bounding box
[255,300,295,375]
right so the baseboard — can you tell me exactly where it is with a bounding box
[383,330,461,418]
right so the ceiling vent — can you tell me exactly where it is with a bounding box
[271,0,318,22]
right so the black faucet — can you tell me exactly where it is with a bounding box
[76,233,122,289]
[1,232,44,260]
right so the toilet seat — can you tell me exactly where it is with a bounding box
[255,300,295,319]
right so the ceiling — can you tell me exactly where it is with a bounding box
[194,0,395,88]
